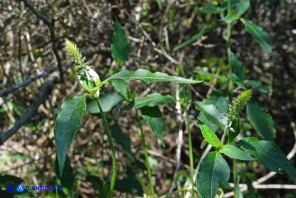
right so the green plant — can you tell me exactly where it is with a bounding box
[54,21,199,197]
[53,2,296,197]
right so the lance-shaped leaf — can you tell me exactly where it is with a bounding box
[111,20,129,66]
[247,100,276,141]
[196,151,230,198]
[106,69,199,84]
[141,106,165,145]
[173,23,215,51]
[54,94,86,176]
[241,18,272,52]
[199,123,221,148]
[221,144,255,161]
[237,137,296,182]
[112,79,129,100]
[134,93,175,108]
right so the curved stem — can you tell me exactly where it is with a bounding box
[97,99,117,195]
[135,108,155,197]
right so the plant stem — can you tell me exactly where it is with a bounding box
[226,0,233,102]
[226,0,238,196]
[97,99,117,195]
[135,108,155,197]
[233,159,238,197]
[185,107,194,197]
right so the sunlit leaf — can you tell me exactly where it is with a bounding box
[199,123,221,148]
[107,69,199,84]
[54,94,86,176]
[86,92,124,113]
[221,144,255,160]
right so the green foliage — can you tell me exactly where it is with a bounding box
[141,106,165,145]
[111,20,129,67]
[134,93,175,108]
[196,151,230,198]
[221,144,255,161]
[199,123,222,148]
[106,68,199,84]
[246,100,276,141]
[54,94,86,176]
[86,92,124,113]
[228,89,253,120]
[173,23,215,51]
[241,18,272,52]
[238,138,296,182]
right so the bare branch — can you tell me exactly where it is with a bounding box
[0,78,57,145]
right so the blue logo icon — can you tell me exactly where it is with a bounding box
[6,184,15,193]
[16,184,25,192]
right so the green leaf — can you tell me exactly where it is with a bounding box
[107,69,199,84]
[111,20,129,66]
[86,92,124,114]
[238,137,296,182]
[246,100,275,141]
[234,0,250,16]
[198,112,220,133]
[196,91,228,131]
[223,13,240,24]
[54,94,86,176]
[200,5,221,14]
[173,24,214,51]
[199,123,221,148]
[111,124,134,160]
[221,144,255,160]
[141,106,165,145]
[230,51,245,81]
[55,156,74,189]
[134,93,175,108]
[241,18,272,52]
[86,175,111,197]
[112,79,129,100]
[196,151,230,198]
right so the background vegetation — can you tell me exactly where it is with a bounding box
[0,0,296,197]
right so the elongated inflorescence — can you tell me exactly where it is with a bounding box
[228,89,253,120]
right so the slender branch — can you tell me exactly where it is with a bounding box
[0,63,71,97]
[0,78,57,145]
[20,0,64,82]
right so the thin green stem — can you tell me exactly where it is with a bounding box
[97,99,117,195]
[226,0,233,102]
[185,107,194,197]
[233,159,238,197]
[226,0,238,196]
[135,108,155,197]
